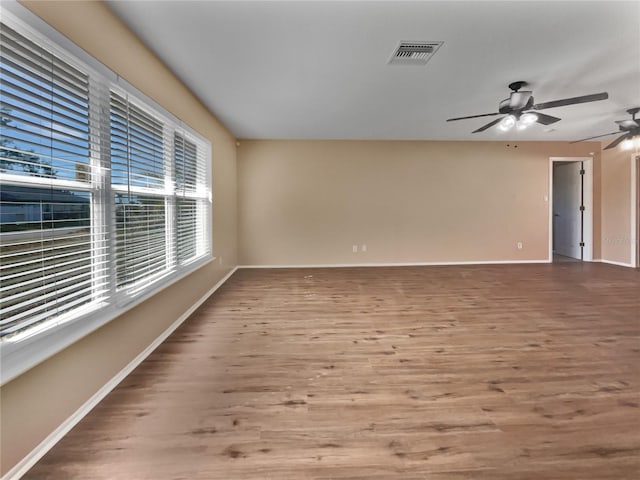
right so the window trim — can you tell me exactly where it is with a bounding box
[0,2,213,385]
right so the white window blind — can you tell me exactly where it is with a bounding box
[0,11,212,370]
[110,92,173,291]
[174,132,210,265]
[110,93,167,190]
[0,22,108,338]
[0,23,90,183]
[114,193,169,290]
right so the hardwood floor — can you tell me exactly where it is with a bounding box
[24,263,640,479]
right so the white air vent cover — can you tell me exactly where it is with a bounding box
[389,41,443,65]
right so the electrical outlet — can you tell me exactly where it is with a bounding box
[219,256,223,265]
[517,242,523,250]
[361,244,367,252]
[352,245,358,253]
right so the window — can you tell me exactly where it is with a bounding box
[0,21,104,338]
[0,186,94,337]
[174,132,209,265]
[110,92,171,291]
[0,11,212,380]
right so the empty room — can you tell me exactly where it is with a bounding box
[1,1,639,479]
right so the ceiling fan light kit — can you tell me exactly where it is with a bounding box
[620,137,640,151]
[498,112,539,132]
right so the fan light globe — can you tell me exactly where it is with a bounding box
[620,138,634,150]
[620,136,640,150]
[520,112,538,126]
[498,115,516,131]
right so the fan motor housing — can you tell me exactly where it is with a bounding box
[618,121,637,131]
[499,93,534,114]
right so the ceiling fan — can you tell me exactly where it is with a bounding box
[447,81,609,133]
[571,107,640,150]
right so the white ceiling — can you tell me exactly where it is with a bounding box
[106,0,640,142]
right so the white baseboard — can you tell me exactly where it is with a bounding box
[597,259,635,268]
[1,266,238,480]
[240,260,551,269]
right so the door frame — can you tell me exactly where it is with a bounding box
[549,156,594,262]
[632,154,639,268]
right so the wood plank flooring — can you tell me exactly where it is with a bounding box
[24,263,640,479]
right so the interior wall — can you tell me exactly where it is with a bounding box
[238,140,601,266]
[601,145,635,265]
[1,1,237,475]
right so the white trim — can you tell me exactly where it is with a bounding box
[0,266,238,480]
[598,259,635,268]
[631,154,638,268]
[583,159,594,261]
[239,260,551,269]
[0,173,93,191]
[548,157,594,262]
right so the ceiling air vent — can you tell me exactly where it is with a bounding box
[388,41,443,66]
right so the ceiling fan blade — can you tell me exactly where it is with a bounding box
[532,92,608,111]
[604,133,631,150]
[447,112,501,122]
[534,112,561,125]
[570,131,621,144]
[472,117,503,133]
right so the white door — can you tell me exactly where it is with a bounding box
[553,162,582,259]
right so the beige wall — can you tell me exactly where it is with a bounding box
[238,140,601,266]
[601,146,636,265]
[1,1,237,475]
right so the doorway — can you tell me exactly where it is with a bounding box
[549,157,593,262]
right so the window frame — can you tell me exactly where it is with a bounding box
[174,130,211,267]
[0,3,213,385]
